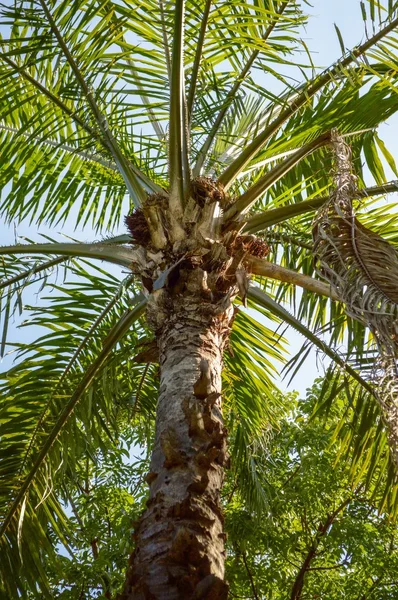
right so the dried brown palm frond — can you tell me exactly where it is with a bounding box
[374,357,398,466]
[313,130,398,467]
[313,131,398,348]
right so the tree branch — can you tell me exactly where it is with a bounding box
[358,575,384,600]
[290,495,352,600]
[69,493,112,599]
[307,562,347,571]
[242,552,260,600]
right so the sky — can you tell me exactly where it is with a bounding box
[1,0,398,396]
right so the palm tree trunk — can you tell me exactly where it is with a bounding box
[120,288,233,599]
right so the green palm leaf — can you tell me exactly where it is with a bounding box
[0,262,149,596]
[1,1,398,596]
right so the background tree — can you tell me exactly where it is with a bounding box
[1,0,398,598]
[17,382,398,599]
[225,381,398,599]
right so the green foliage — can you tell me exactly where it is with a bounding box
[1,0,398,596]
[43,431,151,600]
[0,263,152,597]
[225,380,398,599]
[15,380,398,599]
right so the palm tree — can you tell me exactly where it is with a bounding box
[1,0,398,597]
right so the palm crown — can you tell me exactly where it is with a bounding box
[1,0,398,597]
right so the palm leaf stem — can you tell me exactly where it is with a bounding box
[159,0,172,81]
[247,285,375,395]
[186,0,212,119]
[99,234,134,244]
[218,15,398,189]
[169,0,190,213]
[224,131,332,221]
[0,298,146,539]
[38,0,146,206]
[243,181,398,233]
[0,242,138,268]
[193,0,292,176]
[249,258,338,299]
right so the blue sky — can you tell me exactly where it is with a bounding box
[1,0,397,395]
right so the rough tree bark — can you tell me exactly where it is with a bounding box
[120,280,234,598]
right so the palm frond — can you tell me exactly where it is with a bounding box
[243,181,398,233]
[247,285,375,394]
[224,304,287,514]
[223,131,332,222]
[218,14,398,188]
[0,262,149,596]
[0,238,138,268]
[193,0,297,177]
[37,0,146,207]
